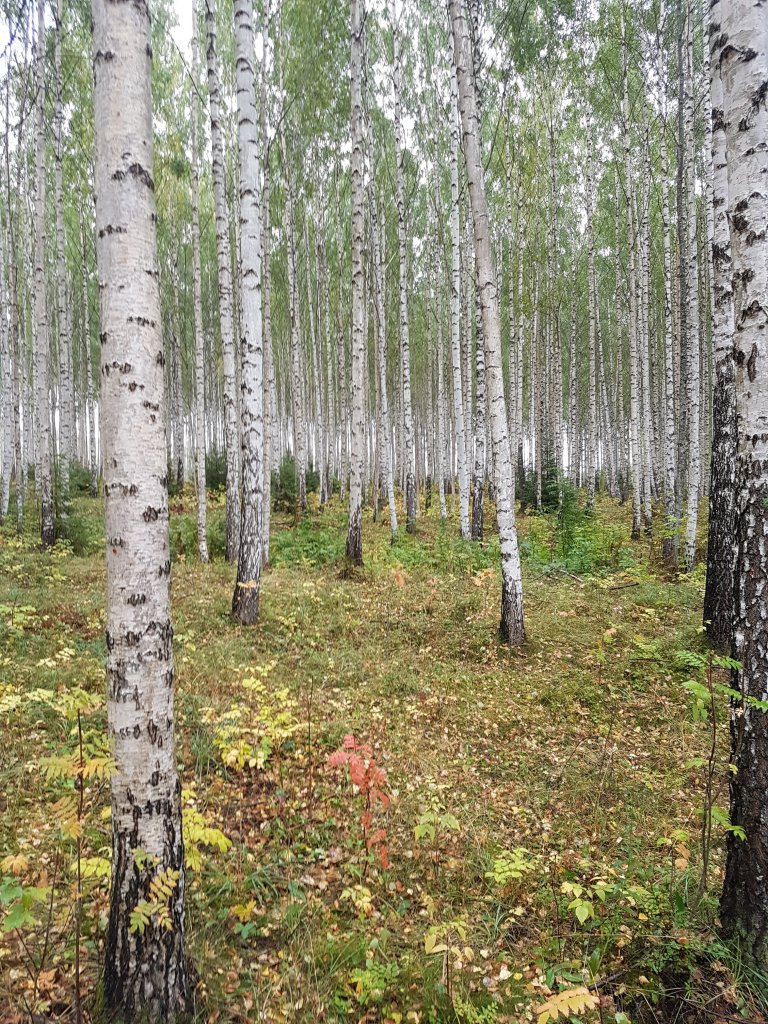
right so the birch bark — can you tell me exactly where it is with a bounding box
[448,0,525,644]
[190,30,209,563]
[205,0,241,561]
[718,0,768,963]
[92,0,189,1014]
[703,0,736,643]
[231,0,265,624]
[35,0,53,547]
[345,0,366,565]
[392,0,417,531]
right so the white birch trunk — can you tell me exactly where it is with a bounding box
[718,0,768,957]
[190,31,209,563]
[372,191,397,537]
[205,0,241,561]
[231,0,265,624]
[703,0,736,642]
[345,0,366,565]
[449,0,525,644]
[683,0,701,570]
[586,138,598,510]
[92,0,189,1014]
[54,0,72,510]
[392,0,417,531]
[449,64,470,539]
[35,0,53,547]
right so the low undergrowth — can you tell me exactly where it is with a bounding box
[0,487,763,1024]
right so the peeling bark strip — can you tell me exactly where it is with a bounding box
[718,0,768,968]
[231,0,265,626]
[91,0,190,1019]
[448,0,525,645]
[346,0,366,567]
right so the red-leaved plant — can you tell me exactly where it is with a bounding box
[328,734,391,870]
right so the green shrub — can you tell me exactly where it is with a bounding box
[57,510,104,556]
[169,509,227,561]
[205,451,227,493]
[67,463,96,496]
[270,519,344,567]
[271,456,320,513]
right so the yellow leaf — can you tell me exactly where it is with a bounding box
[1,854,29,876]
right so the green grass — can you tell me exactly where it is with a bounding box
[0,486,761,1024]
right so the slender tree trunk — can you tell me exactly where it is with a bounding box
[92,0,190,1016]
[623,37,642,540]
[471,287,486,541]
[280,131,307,514]
[703,0,736,643]
[0,226,11,520]
[449,65,470,538]
[586,139,597,511]
[718,0,768,965]
[231,0,265,624]
[261,26,274,566]
[372,191,397,538]
[205,0,240,561]
[683,0,701,570]
[392,0,417,531]
[658,11,678,563]
[190,33,209,563]
[346,0,366,565]
[35,0,53,547]
[54,0,72,511]
[449,0,525,645]
[81,216,98,498]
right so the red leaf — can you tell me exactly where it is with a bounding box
[367,828,386,849]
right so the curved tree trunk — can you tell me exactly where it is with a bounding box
[449,0,525,645]
[92,0,190,1016]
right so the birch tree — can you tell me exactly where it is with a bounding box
[92,0,189,1015]
[449,64,470,538]
[54,0,72,512]
[392,0,417,532]
[190,28,209,564]
[34,0,53,548]
[703,0,736,644]
[231,0,265,625]
[718,0,768,965]
[205,0,241,562]
[448,0,525,645]
[346,0,366,566]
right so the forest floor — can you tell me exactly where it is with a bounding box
[1,485,767,1024]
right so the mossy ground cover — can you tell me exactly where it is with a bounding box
[0,489,765,1023]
